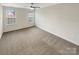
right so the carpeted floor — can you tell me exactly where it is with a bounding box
[0,26,78,55]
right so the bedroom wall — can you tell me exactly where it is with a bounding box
[35,3,79,45]
[3,6,34,32]
[0,4,3,39]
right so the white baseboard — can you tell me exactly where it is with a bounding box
[36,25,79,46]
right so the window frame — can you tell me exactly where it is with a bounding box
[5,7,16,25]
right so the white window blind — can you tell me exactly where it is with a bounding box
[7,18,16,25]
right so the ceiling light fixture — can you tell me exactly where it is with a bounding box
[30,3,40,8]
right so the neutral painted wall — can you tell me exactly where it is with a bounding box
[3,6,34,32]
[0,5,3,39]
[35,3,79,45]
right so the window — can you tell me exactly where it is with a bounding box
[28,10,34,24]
[6,7,16,25]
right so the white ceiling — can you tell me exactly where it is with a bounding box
[1,3,57,9]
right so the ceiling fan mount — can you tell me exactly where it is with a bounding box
[30,3,40,8]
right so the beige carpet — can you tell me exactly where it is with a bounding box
[0,26,78,55]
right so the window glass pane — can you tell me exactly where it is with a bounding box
[6,8,16,18]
